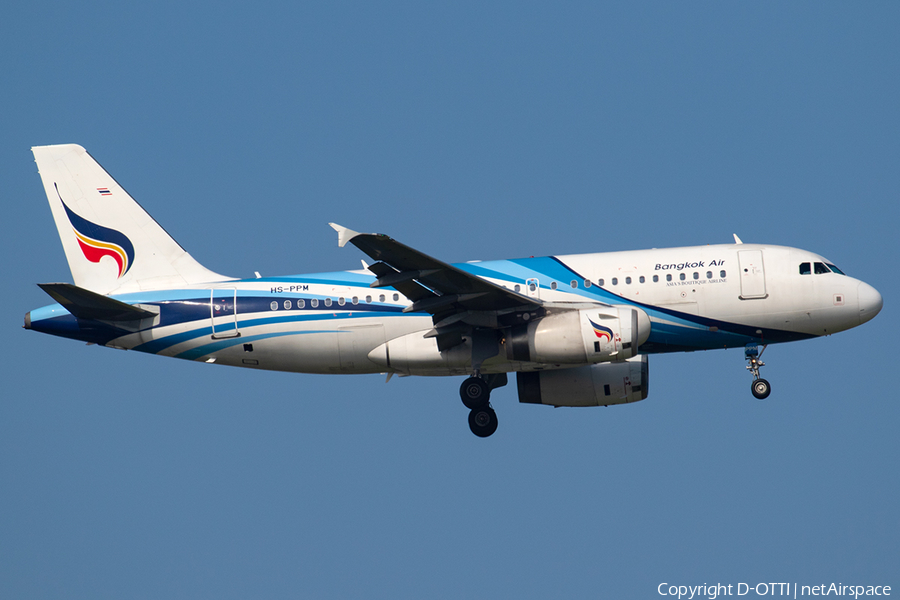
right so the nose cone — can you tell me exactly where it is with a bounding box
[858,282,883,325]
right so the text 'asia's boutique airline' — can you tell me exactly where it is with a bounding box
[25,145,883,437]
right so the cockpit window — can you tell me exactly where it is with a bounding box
[799,262,811,275]
[814,262,830,274]
[826,263,845,275]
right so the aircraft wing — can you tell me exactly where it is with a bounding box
[329,224,542,334]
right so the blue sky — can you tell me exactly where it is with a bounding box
[1,2,897,598]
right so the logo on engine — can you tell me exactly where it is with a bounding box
[588,317,613,342]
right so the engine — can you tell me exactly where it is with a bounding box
[506,306,650,365]
[517,354,649,407]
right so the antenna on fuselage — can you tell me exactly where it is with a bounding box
[733,234,744,244]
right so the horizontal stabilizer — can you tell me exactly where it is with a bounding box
[38,283,156,321]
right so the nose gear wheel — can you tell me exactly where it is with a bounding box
[751,378,771,399]
[745,344,771,399]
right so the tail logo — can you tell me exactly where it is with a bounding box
[588,317,613,342]
[55,183,135,278]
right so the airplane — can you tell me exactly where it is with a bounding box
[25,144,883,437]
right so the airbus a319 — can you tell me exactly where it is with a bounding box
[25,144,883,437]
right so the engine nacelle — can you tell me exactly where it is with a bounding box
[506,306,650,365]
[517,355,649,407]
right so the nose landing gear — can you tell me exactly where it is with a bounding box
[745,344,771,399]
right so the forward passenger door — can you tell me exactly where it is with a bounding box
[738,251,767,299]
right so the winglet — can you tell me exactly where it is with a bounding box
[733,233,743,244]
[329,223,360,248]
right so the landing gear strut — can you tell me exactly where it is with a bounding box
[745,344,771,399]
[459,373,506,437]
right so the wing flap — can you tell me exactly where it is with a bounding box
[367,261,436,302]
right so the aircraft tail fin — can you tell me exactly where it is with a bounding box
[31,144,233,294]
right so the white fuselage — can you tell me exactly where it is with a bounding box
[28,242,882,377]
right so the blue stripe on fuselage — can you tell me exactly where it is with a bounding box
[173,330,341,360]
[29,260,814,356]
[131,310,412,355]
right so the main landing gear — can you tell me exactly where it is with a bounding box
[459,374,505,437]
[745,344,771,399]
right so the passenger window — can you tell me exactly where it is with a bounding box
[666,274,672,282]
[365,295,371,303]
[311,299,319,308]
[352,296,359,305]
[379,294,385,303]
[799,262,811,275]
[325,298,333,307]
[706,271,712,279]
[514,284,521,293]
[338,297,345,306]
[570,280,578,288]
[693,272,699,280]
[298,299,306,308]
[598,279,605,286]
[653,275,659,283]
[826,263,845,275]
[393,293,399,301]
[584,279,591,288]
[625,277,632,285]
[284,300,292,310]
[679,273,686,281]
[550,282,558,290]
[612,278,618,286]
[720,270,726,278]
[270,301,278,311]
[814,262,830,274]
[639,276,645,283]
